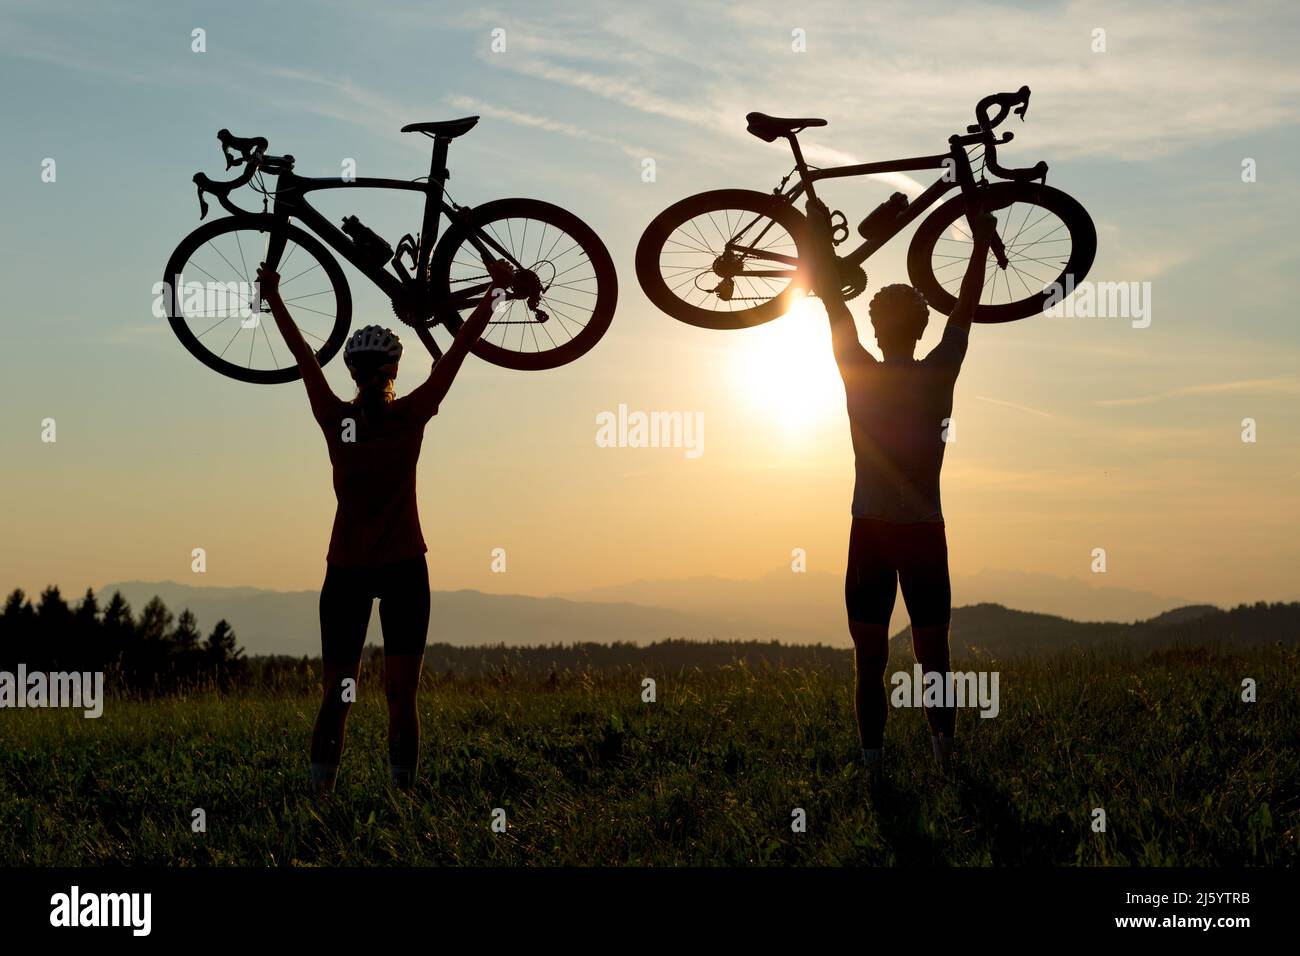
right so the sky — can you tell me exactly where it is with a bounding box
[1,0,1298,611]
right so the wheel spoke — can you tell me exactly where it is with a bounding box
[171,226,342,377]
[442,213,607,357]
[929,197,1076,313]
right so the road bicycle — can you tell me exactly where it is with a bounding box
[164,116,617,383]
[636,86,1096,328]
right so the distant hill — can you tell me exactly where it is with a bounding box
[1140,601,1300,648]
[557,566,1200,636]
[1142,605,1222,628]
[911,601,1292,658]
[94,578,1298,661]
[99,580,735,656]
[383,601,1297,677]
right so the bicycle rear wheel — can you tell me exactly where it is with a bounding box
[164,215,351,383]
[636,189,808,330]
[429,198,617,370]
[907,182,1096,323]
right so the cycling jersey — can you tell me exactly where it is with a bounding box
[314,394,437,568]
[839,324,968,522]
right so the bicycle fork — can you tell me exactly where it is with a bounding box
[954,169,1009,270]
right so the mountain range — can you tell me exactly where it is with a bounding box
[94,567,1296,658]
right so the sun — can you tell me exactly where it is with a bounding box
[727,294,847,434]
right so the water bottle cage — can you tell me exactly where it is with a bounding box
[391,234,420,280]
[828,209,850,245]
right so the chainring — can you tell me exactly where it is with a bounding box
[837,260,867,302]
[391,298,433,328]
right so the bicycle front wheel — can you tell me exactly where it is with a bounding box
[635,189,809,330]
[429,198,617,371]
[907,182,1096,323]
[163,215,351,384]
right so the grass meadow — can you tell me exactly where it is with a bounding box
[1,643,1294,866]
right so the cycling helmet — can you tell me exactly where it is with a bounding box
[343,325,403,369]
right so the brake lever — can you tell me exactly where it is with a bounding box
[195,184,209,220]
[1014,87,1031,121]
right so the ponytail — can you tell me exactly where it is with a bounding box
[353,377,395,426]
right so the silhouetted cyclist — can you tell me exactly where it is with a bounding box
[804,199,996,783]
[258,261,511,796]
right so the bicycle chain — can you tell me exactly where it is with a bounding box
[705,261,867,302]
[408,275,551,325]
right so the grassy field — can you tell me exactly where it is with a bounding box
[1,643,1295,866]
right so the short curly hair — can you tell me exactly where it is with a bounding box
[868,283,929,338]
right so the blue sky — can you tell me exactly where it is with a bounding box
[2,0,1298,611]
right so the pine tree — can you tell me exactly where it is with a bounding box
[36,586,73,670]
[0,590,35,670]
[73,588,102,670]
[204,619,245,687]
[169,608,204,685]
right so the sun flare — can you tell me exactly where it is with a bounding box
[727,295,847,434]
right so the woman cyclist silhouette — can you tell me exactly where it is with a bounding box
[258,260,512,796]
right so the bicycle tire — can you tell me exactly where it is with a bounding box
[636,189,808,330]
[429,198,617,371]
[907,182,1096,323]
[164,215,352,383]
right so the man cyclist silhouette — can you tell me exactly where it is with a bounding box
[258,260,512,796]
[804,198,996,783]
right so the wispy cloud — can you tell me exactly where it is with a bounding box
[456,0,1300,166]
[443,94,648,159]
[1094,378,1300,406]
[974,394,1053,417]
[257,66,414,143]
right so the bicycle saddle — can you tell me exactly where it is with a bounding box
[745,112,827,142]
[400,116,480,139]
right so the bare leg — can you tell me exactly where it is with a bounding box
[313,564,371,796]
[910,623,956,739]
[384,653,424,788]
[311,659,361,794]
[912,622,956,773]
[848,621,891,748]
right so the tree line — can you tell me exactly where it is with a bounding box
[0,586,248,693]
[0,585,857,694]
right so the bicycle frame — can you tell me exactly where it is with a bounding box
[253,138,511,315]
[735,133,991,272]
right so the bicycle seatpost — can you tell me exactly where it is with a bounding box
[427,135,451,183]
[785,134,819,203]
[417,136,453,278]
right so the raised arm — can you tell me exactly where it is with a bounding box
[946,211,998,334]
[257,264,339,422]
[804,199,873,374]
[404,261,514,421]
